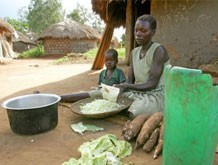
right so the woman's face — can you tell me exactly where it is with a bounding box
[104,53,117,70]
[134,20,155,46]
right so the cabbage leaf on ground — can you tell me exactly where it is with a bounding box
[70,122,104,135]
[62,134,132,165]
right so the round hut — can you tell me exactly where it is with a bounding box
[12,31,37,53]
[0,18,16,58]
[111,37,119,49]
[37,19,101,55]
[26,32,38,42]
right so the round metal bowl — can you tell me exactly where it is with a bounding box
[71,96,132,119]
[1,93,61,135]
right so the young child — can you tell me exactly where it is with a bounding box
[60,48,126,102]
[98,48,126,86]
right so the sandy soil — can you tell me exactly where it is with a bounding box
[0,57,217,165]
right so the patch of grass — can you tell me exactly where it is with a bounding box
[84,48,98,58]
[116,48,125,58]
[53,53,93,65]
[54,56,71,65]
[18,44,44,58]
[84,48,125,59]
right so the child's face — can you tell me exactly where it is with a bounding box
[104,53,117,70]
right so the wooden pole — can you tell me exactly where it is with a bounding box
[125,0,135,66]
[91,24,114,70]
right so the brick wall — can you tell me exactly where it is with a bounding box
[43,38,97,54]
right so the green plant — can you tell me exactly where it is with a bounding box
[84,48,98,58]
[18,44,44,58]
[116,48,125,59]
[53,56,71,65]
[53,48,126,65]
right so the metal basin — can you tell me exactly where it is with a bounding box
[2,93,61,135]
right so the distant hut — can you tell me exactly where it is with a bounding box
[0,18,16,58]
[26,32,38,42]
[111,37,119,49]
[37,19,101,55]
[12,31,36,53]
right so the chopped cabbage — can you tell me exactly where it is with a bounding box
[80,99,122,114]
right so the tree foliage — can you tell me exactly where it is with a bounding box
[4,17,29,33]
[67,3,104,33]
[67,3,88,25]
[27,0,64,34]
[121,33,126,46]
[17,6,29,22]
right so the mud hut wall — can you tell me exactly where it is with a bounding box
[13,42,36,53]
[43,38,97,54]
[151,0,218,68]
[71,39,98,53]
[0,34,3,57]
[43,38,72,54]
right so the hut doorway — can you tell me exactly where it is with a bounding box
[125,0,151,65]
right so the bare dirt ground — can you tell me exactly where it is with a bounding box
[0,57,217,165]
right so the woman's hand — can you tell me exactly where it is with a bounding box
[114,83,129,94]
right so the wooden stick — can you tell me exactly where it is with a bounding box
[91,24,114,70]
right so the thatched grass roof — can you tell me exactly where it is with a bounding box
[26,32,38,41]
[0,18,15,35]
[38,19,101,40]
[12,31,36,45]
[91,0,126,28]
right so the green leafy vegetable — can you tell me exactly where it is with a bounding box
[62,134,132,165]
[70,122,104,135]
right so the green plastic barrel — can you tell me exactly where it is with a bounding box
[163,65,218,165]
